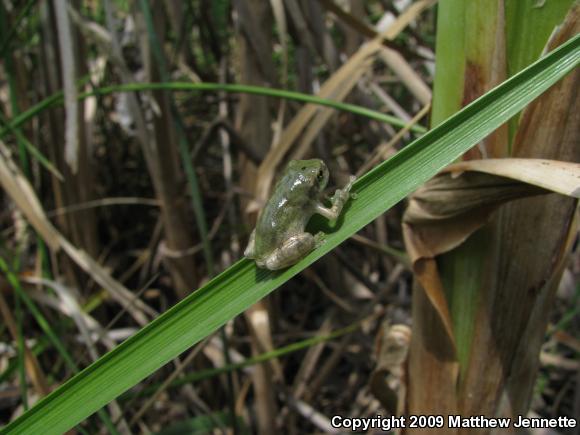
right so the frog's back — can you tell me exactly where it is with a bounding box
[251,160,325,257]
[253,181,311,255]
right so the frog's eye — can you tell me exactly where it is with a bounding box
[317,169,325,182]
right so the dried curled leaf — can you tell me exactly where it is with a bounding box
[402,158,580,366]
[404,159,580,264]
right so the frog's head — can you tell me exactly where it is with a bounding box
[287,159,329,193]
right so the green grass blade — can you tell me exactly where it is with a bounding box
[430,0,465,127]
[505,0,573,143]
[0,259,118,434]
[139,0,215,277]
[2,33,578,435]
[0,83,427,140]
[0,112,63,180]
[15,292,28,411]
[0,0,38,59]
[505,0,573,77]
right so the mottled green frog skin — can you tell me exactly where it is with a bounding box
[244,159,355,270]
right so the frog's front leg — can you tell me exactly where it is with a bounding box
[258,233,317,270]
[315,175,356,220]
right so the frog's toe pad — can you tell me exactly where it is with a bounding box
[314,232,325,245]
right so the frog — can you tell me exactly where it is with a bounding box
[244,159,356,270]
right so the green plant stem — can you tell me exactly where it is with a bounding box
[15,290,28,411]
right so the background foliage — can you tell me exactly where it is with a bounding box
[0,1,578,434]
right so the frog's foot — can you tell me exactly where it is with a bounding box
[314,231,326,247]
[331,175,356,203]
[260,233,317,270]
[317,175,357,221]
[344,175,356,192]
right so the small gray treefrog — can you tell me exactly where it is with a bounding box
[244,159,356,270]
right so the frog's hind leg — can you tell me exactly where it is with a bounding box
[262,233,316,270]
[244,230,256,258]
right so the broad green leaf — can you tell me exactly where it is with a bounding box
[432,0,574,134]
[2,33,578,435]
[505,0,573,142]
[505,0,573,77]
[430,0,465,127]
[430,0,575,368]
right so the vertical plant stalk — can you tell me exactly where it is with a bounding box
[39,1,101,298]
[232,0,278,432]
[0,4,29,175]
[404,3,579,432]
[0,291,50,398]
[0,0,37,59]
[0,1,56,301]
[139,2,238,432]
[137,0,201,296]
[54,0,78,173]
[461,9,579,419]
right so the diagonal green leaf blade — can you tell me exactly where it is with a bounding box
[2,34,578,435]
